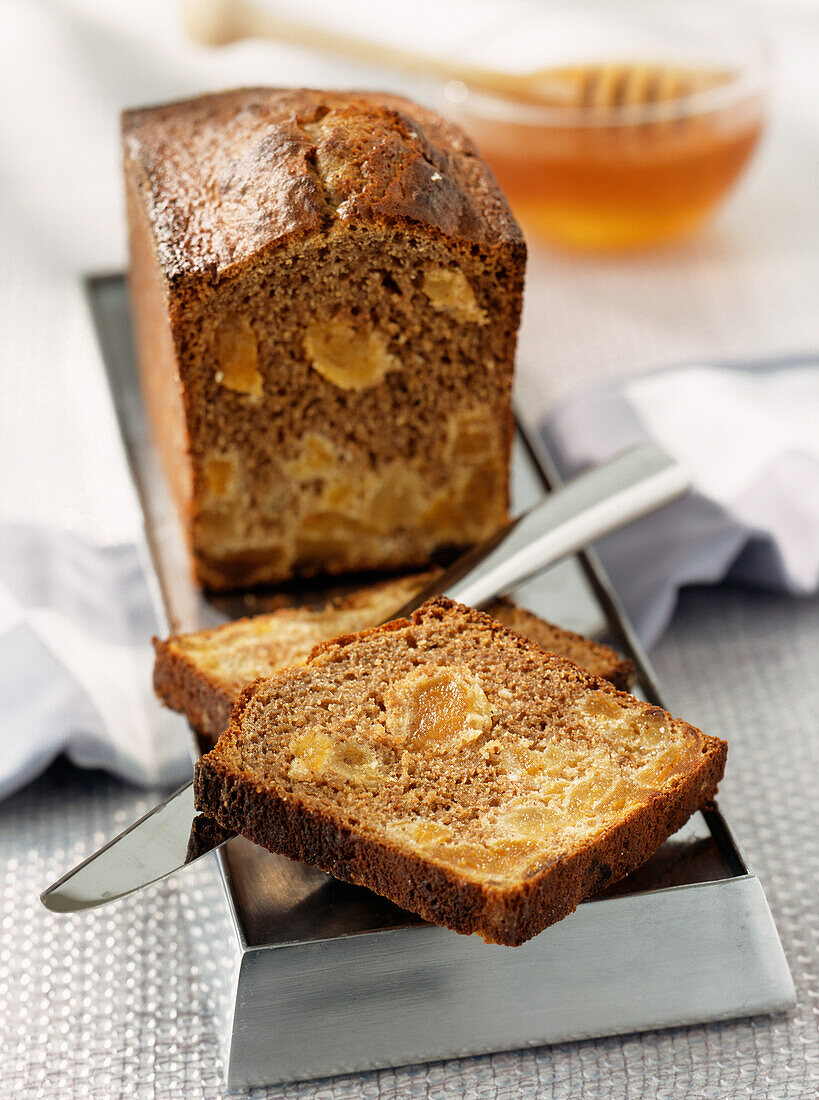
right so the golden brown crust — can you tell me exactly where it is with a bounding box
[125,169,195,533]
[194,598,726,945]
[122,88,524,287]
[152,635,235,743]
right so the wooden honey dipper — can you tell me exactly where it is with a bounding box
[183,0,729,114]
[508,64,730,112]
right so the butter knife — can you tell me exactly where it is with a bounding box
[41,443,688,913]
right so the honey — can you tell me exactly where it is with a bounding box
[450,63,763,250]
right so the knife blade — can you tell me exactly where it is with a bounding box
[40,443,688,913]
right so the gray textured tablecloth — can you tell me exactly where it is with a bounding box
[2,583,818,1099]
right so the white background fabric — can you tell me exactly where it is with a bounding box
[0,524,189,797]
[541,357,819,644]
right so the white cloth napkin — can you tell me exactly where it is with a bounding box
[542,358,819,646]
[0,524,191,799]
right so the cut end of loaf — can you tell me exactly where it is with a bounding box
[184,226,518,590]
[194,598,725,945]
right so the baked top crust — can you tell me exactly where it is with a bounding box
[122,88,524,286]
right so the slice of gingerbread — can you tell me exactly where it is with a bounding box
[194,598,725,946]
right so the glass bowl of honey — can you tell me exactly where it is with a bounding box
[442,1,768,250]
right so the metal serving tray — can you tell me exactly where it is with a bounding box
[86,274,795,1088]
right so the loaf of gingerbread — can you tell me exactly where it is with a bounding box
[123,89,525,590]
